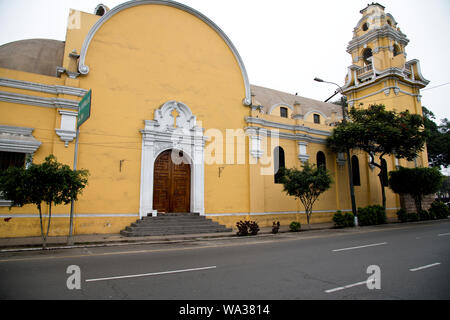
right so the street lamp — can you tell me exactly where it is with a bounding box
[314,77,358,226]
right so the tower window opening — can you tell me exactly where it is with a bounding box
[362,22,369,31]
[363,48,373,65]
[393,44,401,57]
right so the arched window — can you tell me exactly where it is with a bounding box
[316,151,326,170]
[274,146,285,184]
[313,114,320,124]
[363,48,373,65]
[280,107,288,118]
[351,155,361,186]
[381,158,388,187]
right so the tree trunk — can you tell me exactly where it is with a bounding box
[306,213,310,229]
[37,203,47,250]
[44,202,52,249]
[371,154,387,211]
[378,173,387,211]
[306,209,312,229]
[413,196,423,214]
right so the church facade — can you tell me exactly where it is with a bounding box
[0,1,428,237]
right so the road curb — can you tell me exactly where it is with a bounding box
[1,219,448,253]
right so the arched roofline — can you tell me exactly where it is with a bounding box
[268,103,294,115]
[78,0,252,105]
[303,110,328,121]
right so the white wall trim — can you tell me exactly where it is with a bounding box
[245,116,331,137]
[0,77,87,97]
[0,91,79,110]
[0,125,41,153]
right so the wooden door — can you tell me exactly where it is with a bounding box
[153,150,190,213]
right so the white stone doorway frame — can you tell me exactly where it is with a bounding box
[139,101,206,218]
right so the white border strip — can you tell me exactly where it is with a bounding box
[325,280,368,293]
[332,242,387,252]
[85,265,216,282]
[409,263,440,272]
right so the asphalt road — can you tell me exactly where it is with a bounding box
[0,220,449,300]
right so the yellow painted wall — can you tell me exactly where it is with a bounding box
[73,4,250,217]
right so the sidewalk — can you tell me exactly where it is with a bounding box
[0,222,335,252]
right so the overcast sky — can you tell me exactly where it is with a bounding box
[0,0,449,122]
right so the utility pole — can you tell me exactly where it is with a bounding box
[314,78,358,226]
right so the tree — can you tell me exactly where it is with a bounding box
[279,162,332,227]
[327,104,427,210]
[0,155,89,249]
[422,107,450,168]
[437,176,450,201]
[388,166,444,213]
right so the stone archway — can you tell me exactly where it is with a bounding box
[139,100,206,218]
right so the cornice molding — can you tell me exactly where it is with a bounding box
[343,64,429,94]
[78,0,252,106]
[244,125,327,145]
[0,91,79,110]
[347,25,409,53]
[245,116,331,137]
[0,78,87,97]
[0,125,41,154]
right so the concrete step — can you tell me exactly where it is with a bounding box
[120,227,232,237]
[131,221,222,228]
[121,213,232,237]
[125,224,230,232]
[140,216,208,222]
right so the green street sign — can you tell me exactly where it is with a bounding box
[77,89,91,129]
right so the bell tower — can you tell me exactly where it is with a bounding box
[342,2,429,116]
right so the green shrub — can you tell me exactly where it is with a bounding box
[289,221,301,232]
[333,210,354,228]
[396,208,408,223]
[418,210,428,221]
[357,205,386,226]
[408,212,419,222]
[429,201,450,219]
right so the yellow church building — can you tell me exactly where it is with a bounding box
[0,1,429,238]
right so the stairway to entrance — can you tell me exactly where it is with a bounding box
[120,212,233,237]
